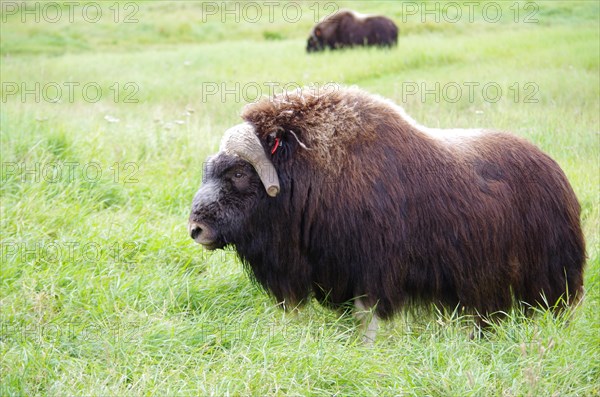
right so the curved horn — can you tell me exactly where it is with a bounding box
[220,123,280,197]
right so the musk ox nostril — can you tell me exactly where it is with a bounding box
[190,225,202,240]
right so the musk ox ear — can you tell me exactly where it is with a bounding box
[266,127,310,164]
[267,130,292,163]
[267,128,309,164]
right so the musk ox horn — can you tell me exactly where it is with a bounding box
[220,122,280,197]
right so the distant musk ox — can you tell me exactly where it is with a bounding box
[306,10,398,52]
[188,87,585,341]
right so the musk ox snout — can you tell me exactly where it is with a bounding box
[189,223,202,240]
[188,219,220,249]
[188,181,223,249]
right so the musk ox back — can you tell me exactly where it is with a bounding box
[189,87,585,339]
[307,10,398,52]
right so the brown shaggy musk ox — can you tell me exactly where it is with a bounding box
[189,87,585,341]
[307,10,398,52]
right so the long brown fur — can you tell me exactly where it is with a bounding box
[307,10,398,52]
[236,86,586,319]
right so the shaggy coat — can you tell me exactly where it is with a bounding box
[307,10,398,52]
[190,87,585,321]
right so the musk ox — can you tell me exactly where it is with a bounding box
[307,10,398,52]
[188,87,585,341]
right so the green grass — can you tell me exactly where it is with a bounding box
[1,1,599,395]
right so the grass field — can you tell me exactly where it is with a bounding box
[1,1,599,395]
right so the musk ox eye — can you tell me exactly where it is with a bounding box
[233,172,244,179]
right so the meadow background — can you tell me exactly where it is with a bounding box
[1,1,599,395]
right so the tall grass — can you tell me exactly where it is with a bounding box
[1,1,598,395]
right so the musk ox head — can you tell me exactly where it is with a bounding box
[188,123,280,250]
[189,86,348,255]
[306,27,325,52]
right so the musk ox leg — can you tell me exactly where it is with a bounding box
[354,299,379,345]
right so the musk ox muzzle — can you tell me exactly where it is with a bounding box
[188,180,222,248]
[188,220,215,246]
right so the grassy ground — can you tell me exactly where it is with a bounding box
[1,1,599,395]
